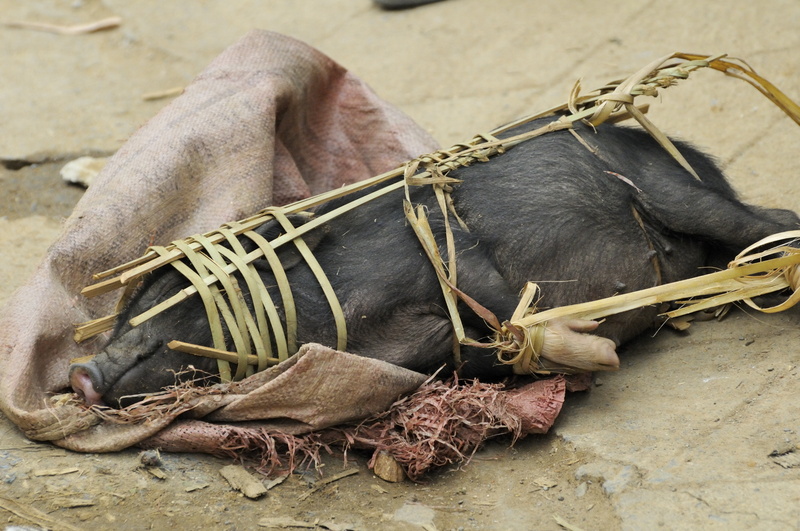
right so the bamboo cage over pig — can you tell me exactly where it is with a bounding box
[75,52,800,380]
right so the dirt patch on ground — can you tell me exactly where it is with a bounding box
[1,428,619,530]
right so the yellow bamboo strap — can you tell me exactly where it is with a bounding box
[236,222,297,360]
[156,211,345,380]
[494,283,546,374]
[143,244,232,381]
[73,314,117,343]
[167,340,263,367]
[172,238,249,381]
[401,132,512,366]
[194,234,260,379]
[237,228,296,359]
[75,207,348,380]
[209,234,273,373]
[403,200,466,366]
[75,52,800,379]
[493,232,800,374]
[269,209,347,352]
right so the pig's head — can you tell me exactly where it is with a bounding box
[70,216,325,408]
[70,270,220,408]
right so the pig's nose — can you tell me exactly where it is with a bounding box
[69,364,107,406]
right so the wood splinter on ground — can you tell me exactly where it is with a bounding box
[554,514,586,531]
[257,516,348,529]
[769,445,800,469]
[297,469,359,501]
[32,467,79,477]
[220,464,268,499]
[51,498,96,510]
[142,86,184,101]
[0,496,82,531]
[1,16,122,35]
[146,468,167,480]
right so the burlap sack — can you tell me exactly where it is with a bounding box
[0,30,567,456]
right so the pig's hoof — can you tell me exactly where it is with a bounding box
[539,318,620,372]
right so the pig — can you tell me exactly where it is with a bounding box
[69,118,800,407]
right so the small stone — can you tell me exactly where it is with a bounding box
[373,451,405,483]
[60,156,108,187]
[139,449,162,468]
[371,484,389,494]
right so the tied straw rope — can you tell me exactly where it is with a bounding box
[75,53,800,379]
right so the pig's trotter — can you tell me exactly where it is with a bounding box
[538,318,620,373]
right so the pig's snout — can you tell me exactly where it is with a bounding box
[69,363,107,407]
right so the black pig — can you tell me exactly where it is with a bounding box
[70,119,800,407]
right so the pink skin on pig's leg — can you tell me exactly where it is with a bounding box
[538,318,620,372]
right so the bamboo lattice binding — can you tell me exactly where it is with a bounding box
[75,52,800,381]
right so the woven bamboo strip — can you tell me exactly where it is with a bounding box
[492,233,800,373]
[75,52,800,380]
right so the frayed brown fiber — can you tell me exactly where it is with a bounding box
[218,428,335,476]
[83,371,222,424]
[73,362,572,480]
[213,377,528,480]
[66,351,575,480]
[351,375,579,480]
[128,375,570,481]
[353,377,522,481]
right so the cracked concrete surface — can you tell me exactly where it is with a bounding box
[2,1,800,529]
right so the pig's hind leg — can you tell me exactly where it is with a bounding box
[630,142,800,252]
[345,223,619,379]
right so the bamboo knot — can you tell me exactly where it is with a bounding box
[487,283,550,375]
[722,231,800,315]
[596,93,635,105]
[495,320,547,375]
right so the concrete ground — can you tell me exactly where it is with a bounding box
[2,1,800,529]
